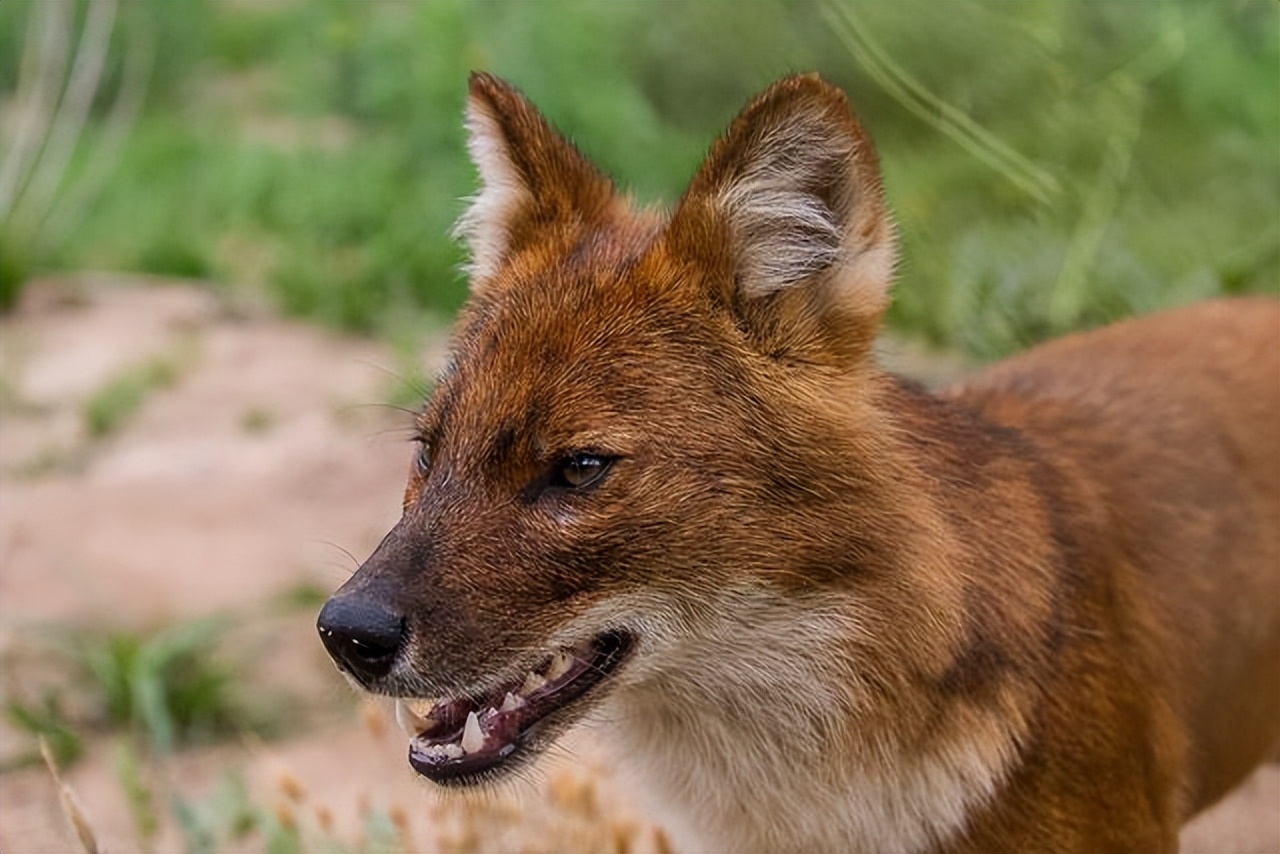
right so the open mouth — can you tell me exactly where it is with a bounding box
[394,630,632,785]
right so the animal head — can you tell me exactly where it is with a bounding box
[317,72,900,785]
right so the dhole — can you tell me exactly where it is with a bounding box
[317,72,1279,852]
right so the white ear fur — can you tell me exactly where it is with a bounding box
[720,133,847,298]
[452,97,532,282]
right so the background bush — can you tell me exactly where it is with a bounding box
[0,0,1275,356]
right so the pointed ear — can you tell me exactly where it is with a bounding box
[665,74,896,364]
[454,73,618,286]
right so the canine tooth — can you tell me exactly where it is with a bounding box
[395,700,428,738]
[545,650,574,681]
[500,691,524,712]
[461,711,485,754]
[521,671,547,694]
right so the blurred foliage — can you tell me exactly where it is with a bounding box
[170,771,272,854]
[83,355,179,437]
[167,767,410,854]
[4,692,85,769]
[0,0,1275,356]
[2,616,279,773]
[75,619,249,754]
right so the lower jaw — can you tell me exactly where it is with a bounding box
[409,737,525,785]
[399,630,633,785]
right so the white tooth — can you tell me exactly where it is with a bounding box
[545,650,574,681]
[442,743,464,759]
[521,671,547,695]
[460,710,485,754]
[395,700,428,738]
[500,691,524,712]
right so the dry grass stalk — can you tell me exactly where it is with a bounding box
[38,736,101,854]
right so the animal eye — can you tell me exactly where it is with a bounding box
[414,439,431,474]
[552,453,613,489]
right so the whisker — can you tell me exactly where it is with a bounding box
[318,540,362,571]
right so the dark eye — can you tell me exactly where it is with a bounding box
[414,439,431,474]
[552,452,613,489]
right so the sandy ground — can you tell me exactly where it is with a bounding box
[0,277,1275,853]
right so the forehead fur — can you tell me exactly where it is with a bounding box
[459,213,673,360]
[427,212,724,452]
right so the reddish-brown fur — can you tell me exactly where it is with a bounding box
[321,73,1280,852]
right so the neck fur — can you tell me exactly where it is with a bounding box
[602,381,1047,853]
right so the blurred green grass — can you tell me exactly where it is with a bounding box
[1,0,1275,357]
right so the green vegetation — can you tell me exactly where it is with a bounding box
[170,771,278,854]
[83,356,179,437]
[5,693,84,769]
[74,618,254,753]
[3,602,358,850]
[113,740,159,845]
[1,0,1275,357]
[239,404,275,434]
[168,769,410,854]
[3,616,276,774]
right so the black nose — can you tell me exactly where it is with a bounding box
[316,595,406,685]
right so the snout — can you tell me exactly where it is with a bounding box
[316,594,406,686]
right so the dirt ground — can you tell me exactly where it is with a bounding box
[1,278,1275,853]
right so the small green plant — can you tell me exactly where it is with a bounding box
[73,618,251,753]
[114,740,160,846]
[4,691,84,770]
[170,771,263,854]
[168,769,370,854]
[2,607,298,778]
[239,405,275,434]
[83,357,179,438]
